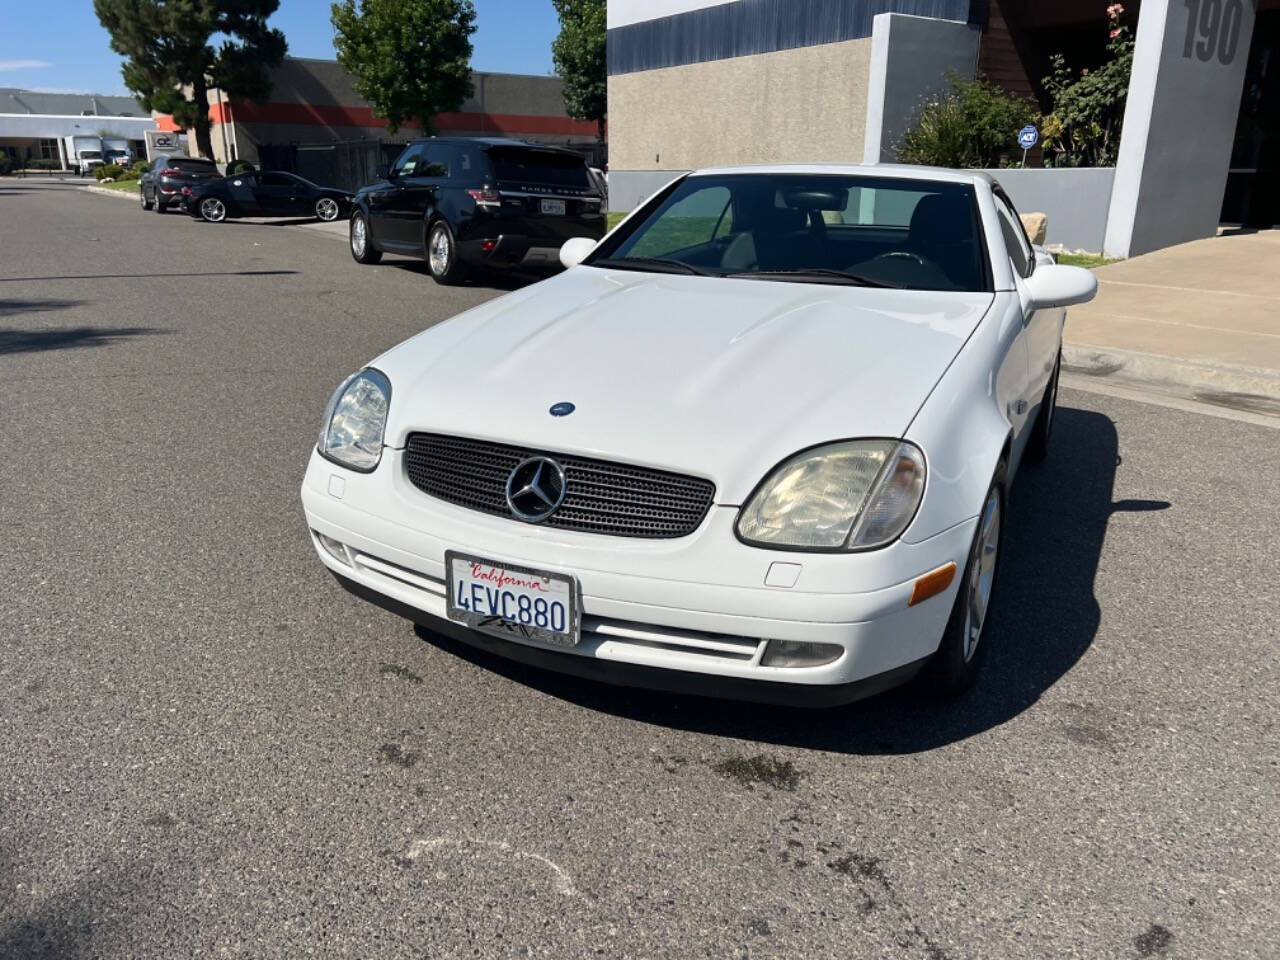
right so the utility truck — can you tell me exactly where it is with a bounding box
[62,135,105,175]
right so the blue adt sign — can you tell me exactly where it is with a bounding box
[1018,125,1039,150]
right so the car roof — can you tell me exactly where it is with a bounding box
[687,162,995,187]
[405,136,584,157]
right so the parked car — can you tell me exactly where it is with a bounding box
[347,137,606,284]
[139,154,221,213]
[182,170,353,223]
[302,164,1098,705]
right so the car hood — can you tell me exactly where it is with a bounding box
[374,268,993,504]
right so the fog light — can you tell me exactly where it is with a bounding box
[761,639,844,668]
[314,531,350,566]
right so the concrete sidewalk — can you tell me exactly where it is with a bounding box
[1062,229,1280,405]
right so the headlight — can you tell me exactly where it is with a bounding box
[736,440,925,551]
[318,368,391,472]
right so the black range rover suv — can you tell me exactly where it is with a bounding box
[348,137,606,284]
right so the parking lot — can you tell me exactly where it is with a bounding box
[2,178,1278,959]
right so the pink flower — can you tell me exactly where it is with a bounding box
[1110,27,1121,38]
[1106,3,1124,16]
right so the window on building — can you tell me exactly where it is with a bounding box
[39,139,59,160]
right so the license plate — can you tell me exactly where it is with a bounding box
[445,551,579,647]
[540,199,566,216]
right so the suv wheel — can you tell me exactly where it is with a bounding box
[154,194,165,214]
[140,188,152,211]
[427,221,468,285]
[349,211,382,264]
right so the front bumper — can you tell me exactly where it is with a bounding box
[301,449,977,702]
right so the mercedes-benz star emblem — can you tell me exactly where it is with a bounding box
[505,456,567,523]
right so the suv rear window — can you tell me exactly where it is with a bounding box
[170,158,216,171]
[486,148,590,190]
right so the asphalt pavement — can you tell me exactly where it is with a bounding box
[2,178,1277,959]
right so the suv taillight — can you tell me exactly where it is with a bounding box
[181,186,192,196]
[160,168,180,177]
[467,188,500,208]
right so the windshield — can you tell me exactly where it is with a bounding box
[589,174,988,292]
[81,151,102,159]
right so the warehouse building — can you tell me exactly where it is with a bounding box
[606,0,1279,256]
[183,58,602,190]
[0,88,155,169]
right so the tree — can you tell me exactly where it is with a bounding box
[898,74,1038,168]
[94,0,287,161]
[551,0,606,141]
[331,0,476,135]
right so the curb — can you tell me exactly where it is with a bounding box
[1063,342,1280,405]
[81,184,140,200]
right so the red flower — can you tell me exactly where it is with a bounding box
[1110,27,1121,38]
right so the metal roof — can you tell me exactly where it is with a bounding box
[0,87,147,118]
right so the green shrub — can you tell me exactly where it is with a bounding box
[95,164,126,181]
[132,160,151,173]
[225,158,255,175]
[117,167,141,181]
[898,73,1039,169]
[25,158,59,171]
[0,153,12,175]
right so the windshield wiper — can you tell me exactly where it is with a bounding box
[591,257,711,276]
[725,268,901,288]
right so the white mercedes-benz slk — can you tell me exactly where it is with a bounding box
[302,164,1096,706]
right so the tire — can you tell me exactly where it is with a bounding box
[921,461,1006,697]
[140,188,152,211]
[426,220,469,285]
[315,196,341,222]
[349,211,382,264]
[1023,349,1061,464]
[199,197,227,223]
[154,196,166,215]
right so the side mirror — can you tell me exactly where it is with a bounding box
[560,236,597,270]
[376,164,391,180]
[1022,264,1098,309]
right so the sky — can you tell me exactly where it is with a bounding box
[0,0,560,97]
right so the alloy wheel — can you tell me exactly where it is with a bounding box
[352,216,366,256]
[316,197,339,221]
[200,198,226,223]
[429,226,450,275]
[962,489,1001,662]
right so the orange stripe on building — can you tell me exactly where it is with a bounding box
[208,100,598,137]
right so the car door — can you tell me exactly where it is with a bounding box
[992,189,1056,458]
[225,171,261,215]
[254,172,302,216]
[388,142,451,249]
[366,144,425,247]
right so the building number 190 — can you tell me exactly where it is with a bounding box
[1183,0,1245,65]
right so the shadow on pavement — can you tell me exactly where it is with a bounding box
[0,270,297,283]
[383,258,551,292]
[0,298,85,317]
[414,406,1171,753]
[0,326,166,356]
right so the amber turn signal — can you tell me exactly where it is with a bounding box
[908,562,957,607]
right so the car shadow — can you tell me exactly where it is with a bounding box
[382,258,551,292]
[412,405,1171,753]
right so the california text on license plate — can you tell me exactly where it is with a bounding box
[445,551,580,647]
[540,198,566,215]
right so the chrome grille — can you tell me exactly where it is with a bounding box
[403,433,715,539]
